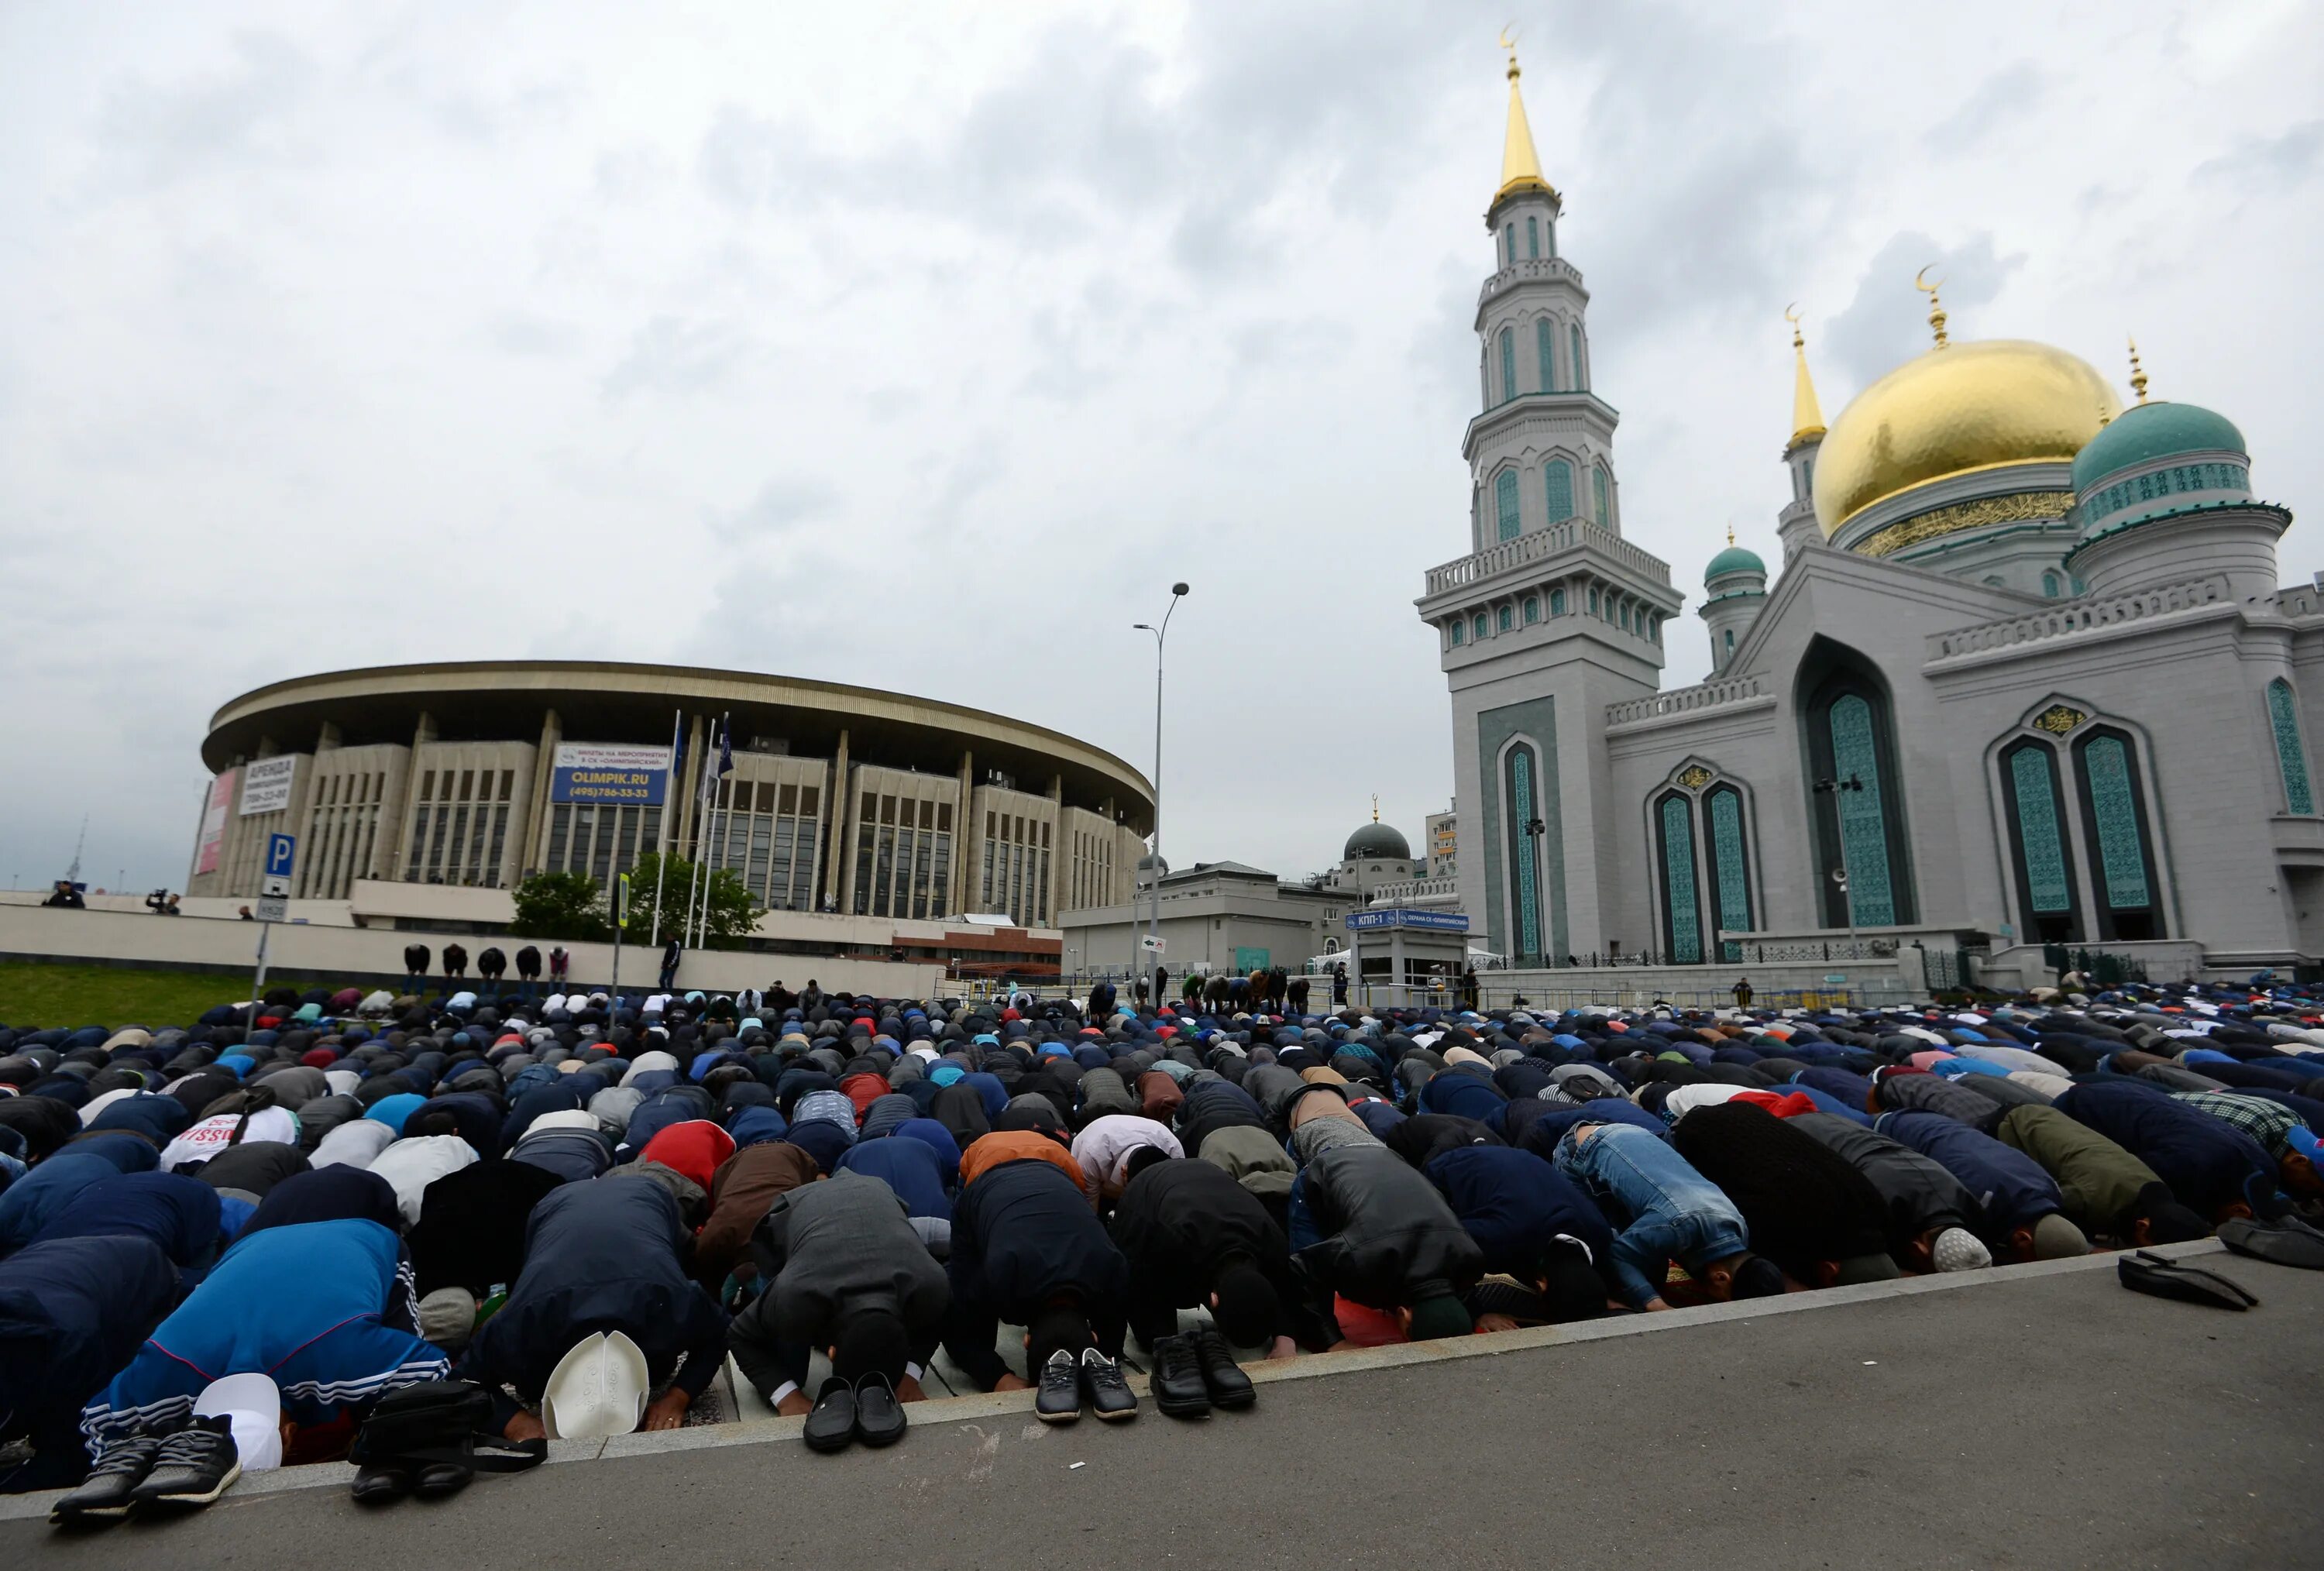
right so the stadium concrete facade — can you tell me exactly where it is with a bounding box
[187,662,1155,940]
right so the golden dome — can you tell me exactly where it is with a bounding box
[1813,339,2123,536]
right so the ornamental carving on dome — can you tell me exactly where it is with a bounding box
[1855,490,2077,559]
[2032,704,2089,735]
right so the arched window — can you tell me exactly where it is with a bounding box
[1504,743,1545,961]
[1495,469,1521,541]
[1504,225,1515,266]
[1593,466,1611,526]
[1724,628,1735,656]
[1543,459,1574,521]
[1449,621,1464,647]
[2268,679,2315,814]
[2041,572,2061,598]
[1545,216,1556,258]
[1588,586,1600,616]
[1801,658,1917,928]
[1472,612,1489,641]
[1549,586,1566,616]
[1522,595,1540,624]
[2072,727,2163,940]
[1569,325,1584,389]
[1526,215,1539,259]
[1655,792,1703,964]
[1701,783,1754,959]
[1619,603,1631,632]
[1499,328,1517,404]
[1497,604,1514,633]
[1536,319,1556,393]
[2000,737,2080,944]
[1983,576,2008,588]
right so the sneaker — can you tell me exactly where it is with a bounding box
[129,1417,240,1510]
[852,1373,906,1448]
[1190,1329,1256,1410]
[50,1435,162,1525]
[1034,1349,1082,1425]
[1147,1336,1211,1418]
[1078,1347,1138,1422]
[1931,1226,1992,1273]
[803,1376,858,1453]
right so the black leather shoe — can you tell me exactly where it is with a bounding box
[1079,1348,1138,1422]
[1191,1329,1256,1409]
[803,1377,857,1452]
[50,1435,162,1524]
[1148,1336,1211,1418]
[1033,1349,1082,1424]
[852,1373,906,1447]
[349,1466,413,1505]
[413,1460,473,1498]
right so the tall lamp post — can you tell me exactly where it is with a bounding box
[1133,583,1190,990]
[1813,774,1865,944]
[1521,815,1548,967]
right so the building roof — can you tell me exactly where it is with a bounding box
[2071,398,2247,493]
[1705,543,1766,582]
[1494,55,1554,204]
[1343,822,1412,861]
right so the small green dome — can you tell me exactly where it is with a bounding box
[1704,544,1765,583]
[2071,400,2246,493]
[1343,822,1411,861]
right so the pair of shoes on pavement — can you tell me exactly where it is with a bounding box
[52,1418,241,1525]
[350,1456,476,1504]
[803,1373,908,1452]
[1034,1346,1137,1424]
[1149,1330,1256,1418]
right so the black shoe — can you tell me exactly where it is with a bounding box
[852,1373,906,1447]
[130,1417,241,1510]
[349,1465,412,1505]
[1079,1347,1138,1422]
[1148,1336,1211,1418]
[803,1377,857,1453]
[1033,1349,1082,1424]
[413,1459,473,1498]
[1191,1329,1256,1409]
[50,1435,162,1524]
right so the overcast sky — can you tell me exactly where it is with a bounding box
[4,2,2319,895]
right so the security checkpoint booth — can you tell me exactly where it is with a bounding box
[1345,907,1471,1008]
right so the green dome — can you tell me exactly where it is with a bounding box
[2071,400,2246,493]
[1342,822,1411,861]
[1704,544,1766,583]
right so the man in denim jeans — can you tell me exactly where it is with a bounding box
[1552,1122,1783,1311]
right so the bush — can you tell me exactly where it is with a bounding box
[622,853,761,951]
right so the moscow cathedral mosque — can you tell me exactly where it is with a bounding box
[1416,52,2320,984]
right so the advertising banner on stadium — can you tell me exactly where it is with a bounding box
[239,755,299,816]
[552,744,672,806]
[195,772,235,875]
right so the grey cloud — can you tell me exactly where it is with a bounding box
[1927,62,2050,150]
[2195,120,2324,192]
[483,311,583,356]
[602,315,755,399]
[91,31,313,191]
[710,476,840,544]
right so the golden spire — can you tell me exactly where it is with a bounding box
[1494,31,1554,203]
[1914,266,1949,349]
[1727,524,1736,546]
[2127,335,2149,403]
[1785,303,1826,445]
[1371,793,1380,823]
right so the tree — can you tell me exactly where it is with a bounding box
[624,852,762,951]
[508,871,612,942]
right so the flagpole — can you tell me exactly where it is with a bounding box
[648,707,680,946]
[700,711,733,949]
[679,715,709,963]
[691,713,731,951]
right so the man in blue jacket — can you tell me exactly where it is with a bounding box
[0,1236,178,1493]
[457,1174,730,1439]
[1425,1144,1618,1324]
[80,1219,446,1453]
[1874,1110,2089,1260]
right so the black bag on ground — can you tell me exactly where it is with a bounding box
[2218,1215,2324,1270]
[349,1379,546,1474]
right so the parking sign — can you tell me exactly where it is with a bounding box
[266,834,297,880]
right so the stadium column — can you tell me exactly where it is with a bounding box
[1048,774,1065,928]
[520,708,560,875]
[951,750,974,919]
[386,711,435,880]
[822,728,850,909]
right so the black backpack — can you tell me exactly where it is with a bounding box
[349,1379,546,1476]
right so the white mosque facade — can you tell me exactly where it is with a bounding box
[1415,57,2320,985]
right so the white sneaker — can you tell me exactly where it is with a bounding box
[1931,1226,1992,1272]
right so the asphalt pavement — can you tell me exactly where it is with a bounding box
[9,1249,2321,1570]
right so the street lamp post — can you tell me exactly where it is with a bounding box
[1813,775,1865,945]
[1133,583,1190,995]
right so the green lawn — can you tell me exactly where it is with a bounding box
[0,962,332,1031]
